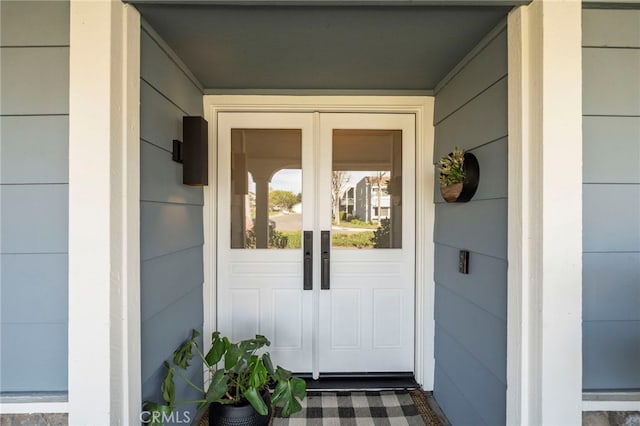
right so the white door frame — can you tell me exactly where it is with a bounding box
[203,95,436,388]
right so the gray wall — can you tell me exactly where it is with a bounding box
[0,1,70,393]
[139,27,206,417]
[432,28,508,425]
[582,8,640,391]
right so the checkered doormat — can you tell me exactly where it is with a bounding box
[270,391,440,426]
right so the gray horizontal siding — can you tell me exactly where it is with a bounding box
[434,30,507,123]
[435,325,506,426]
[583,9,640,48]
[583,116,640,184]
[434,284,506,384]
[0,47,69,115]
[140,202,204,261]
[1,254,68,324]
[582,9,640,391]
[583,253,640,321]
[434,245,507,322]
[583,184,640,253]
[141,247,204,322]
[139,24,204,417]
[583,321,640,390]
[0,1,69,47]
[434,199,507,260]
[1,185,68,254]
[0,323,67,392]
[432,27,507,426]
[140,80,186,152]
[583,48,640,116]
[1,116,69,184]
[434,76,507,160]
[141,30,202,116]
[434,365,488,426]
[0,0,69,394]
[141,287,204,383]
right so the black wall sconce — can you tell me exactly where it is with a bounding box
[172,116,208,186]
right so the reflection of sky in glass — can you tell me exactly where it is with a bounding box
[248,169,386,194]
[271,169,302,193]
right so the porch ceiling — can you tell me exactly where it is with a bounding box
[131,3,512,91]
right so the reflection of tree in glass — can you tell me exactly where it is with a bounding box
[332,232,374,248]
[372,218,391,248]
[332,171,350,224]
[269,190,300,211]
[245,229,292,249]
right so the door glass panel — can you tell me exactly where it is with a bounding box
[230,129,302,249]
[332,129,402,249]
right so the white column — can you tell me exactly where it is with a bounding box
[507,1,582,425]
[68,2,140,425]
[254,178,270,248]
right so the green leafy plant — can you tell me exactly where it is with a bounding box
[143,330,306,425]
[278,231,302,248]
[332,231,375,248]
[371,218,391,248]
[245,229,289,249]
[438,147,465,187]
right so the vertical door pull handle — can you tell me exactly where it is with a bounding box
[303,231,313,290]
[321,230,330,290]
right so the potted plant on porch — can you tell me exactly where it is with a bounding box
[143,330,306,426]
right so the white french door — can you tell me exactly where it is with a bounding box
[216,111,415,377]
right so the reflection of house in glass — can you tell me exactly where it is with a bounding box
[342,175,391,222]
[340,187,355,217]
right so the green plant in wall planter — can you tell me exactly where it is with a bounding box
[143,330,306,426]
[438,147,480,203]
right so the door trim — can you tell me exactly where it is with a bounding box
[202,95,435,389]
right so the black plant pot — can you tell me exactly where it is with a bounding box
[209,392,271,426]
[457,152,480,202]
[440,152,480,203]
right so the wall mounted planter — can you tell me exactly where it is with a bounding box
[440,152,479,203]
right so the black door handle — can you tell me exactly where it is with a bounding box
[303,231,313,290]
[321,230,330,290]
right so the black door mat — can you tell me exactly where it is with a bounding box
[301,373,419,392]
